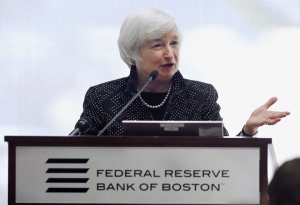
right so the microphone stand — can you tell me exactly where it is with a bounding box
[97,73,157,136]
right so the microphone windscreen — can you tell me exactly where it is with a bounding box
[75,117,93,134]
[149,70,159,80]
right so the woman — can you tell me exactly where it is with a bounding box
[78,8,290,136]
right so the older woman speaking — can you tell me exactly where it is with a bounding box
[76,8,290,136]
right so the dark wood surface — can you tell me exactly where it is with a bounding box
[5,135,271,147]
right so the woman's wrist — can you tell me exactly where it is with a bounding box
[241,125,258,137]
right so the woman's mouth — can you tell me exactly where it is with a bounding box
[161,63,174,69]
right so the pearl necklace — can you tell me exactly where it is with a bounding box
[139,83,172,109]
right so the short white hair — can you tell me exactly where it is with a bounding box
[118,8,182,67]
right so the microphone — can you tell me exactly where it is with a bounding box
[97,70,159,136]
[69,116,93,136]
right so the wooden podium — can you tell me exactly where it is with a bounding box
[5,136,272,205]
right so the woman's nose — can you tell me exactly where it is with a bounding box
[164,46,174,59]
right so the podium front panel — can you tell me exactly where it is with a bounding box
[16,146,259,204]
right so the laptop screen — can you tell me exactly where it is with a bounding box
[122,120,223,137]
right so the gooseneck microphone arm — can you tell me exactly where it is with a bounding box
[97,70,159,136]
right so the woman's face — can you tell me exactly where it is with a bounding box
[135,27,180,82]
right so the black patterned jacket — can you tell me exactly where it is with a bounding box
[80,67,229,136]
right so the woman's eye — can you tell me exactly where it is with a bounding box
[153,43,162,48]
[171,41,179,45]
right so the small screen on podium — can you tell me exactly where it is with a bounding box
[122,120,223,137]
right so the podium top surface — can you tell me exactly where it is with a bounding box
[4,135,272,147]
